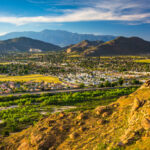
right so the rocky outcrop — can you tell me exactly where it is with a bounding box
[142,118,150,130]
[145,80,150,87]
[131,98,145,114]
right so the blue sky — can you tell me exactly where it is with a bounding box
[0,0,150,40]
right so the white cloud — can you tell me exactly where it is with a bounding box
[0,32,8,36]
[0,0,150,25]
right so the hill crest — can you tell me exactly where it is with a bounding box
[66,36,150,56]
[66,40,104,53]
[0,37,60,53]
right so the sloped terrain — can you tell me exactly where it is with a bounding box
[0,81,150,150]
[66,40,104,53]
[84,37,150,56]
[0,37,60,53]
[66,36,150,56]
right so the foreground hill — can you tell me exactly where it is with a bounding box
[0,81,150,150]
[67,36,150,56]
[0,37,60,53]
[0,30,116,47]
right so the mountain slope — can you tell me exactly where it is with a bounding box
[0,37,60,53]
[66,36,150,56]
[1,81,150,150]
[84,36,150,56]
[0,30,116,47]
[66,40,104,53]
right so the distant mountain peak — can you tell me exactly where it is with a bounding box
[114,36,148,42]
[115,36,127,40]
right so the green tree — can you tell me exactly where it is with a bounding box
[98,83,104,88]
[79,83,85,88]
[104,81,111,87]
[118,78,124,86]
[132,79,140,85]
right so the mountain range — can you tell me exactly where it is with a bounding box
[0,34,150,55]
[0,37,60,53]
[66,36,150,56]
[0,30,116,47]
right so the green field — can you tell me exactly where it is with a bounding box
[0,87,137,136]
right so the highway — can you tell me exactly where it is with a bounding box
[0,85,138,97]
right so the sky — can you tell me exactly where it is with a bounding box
[0,0,150,40]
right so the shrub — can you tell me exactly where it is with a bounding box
[2,130,10,137]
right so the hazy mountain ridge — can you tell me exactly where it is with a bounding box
[0,30,116,47]
[0,37,60,53]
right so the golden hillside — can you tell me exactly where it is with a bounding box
[0,81,150,150]
[66,40,103,53]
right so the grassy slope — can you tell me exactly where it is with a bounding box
[0,84,150,150]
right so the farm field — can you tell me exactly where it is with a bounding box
[0,63,12,65]
[0,87,137,136]
[134,59,150,63]
[0,74,61,83]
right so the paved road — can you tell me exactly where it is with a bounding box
[0,85,138,97]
